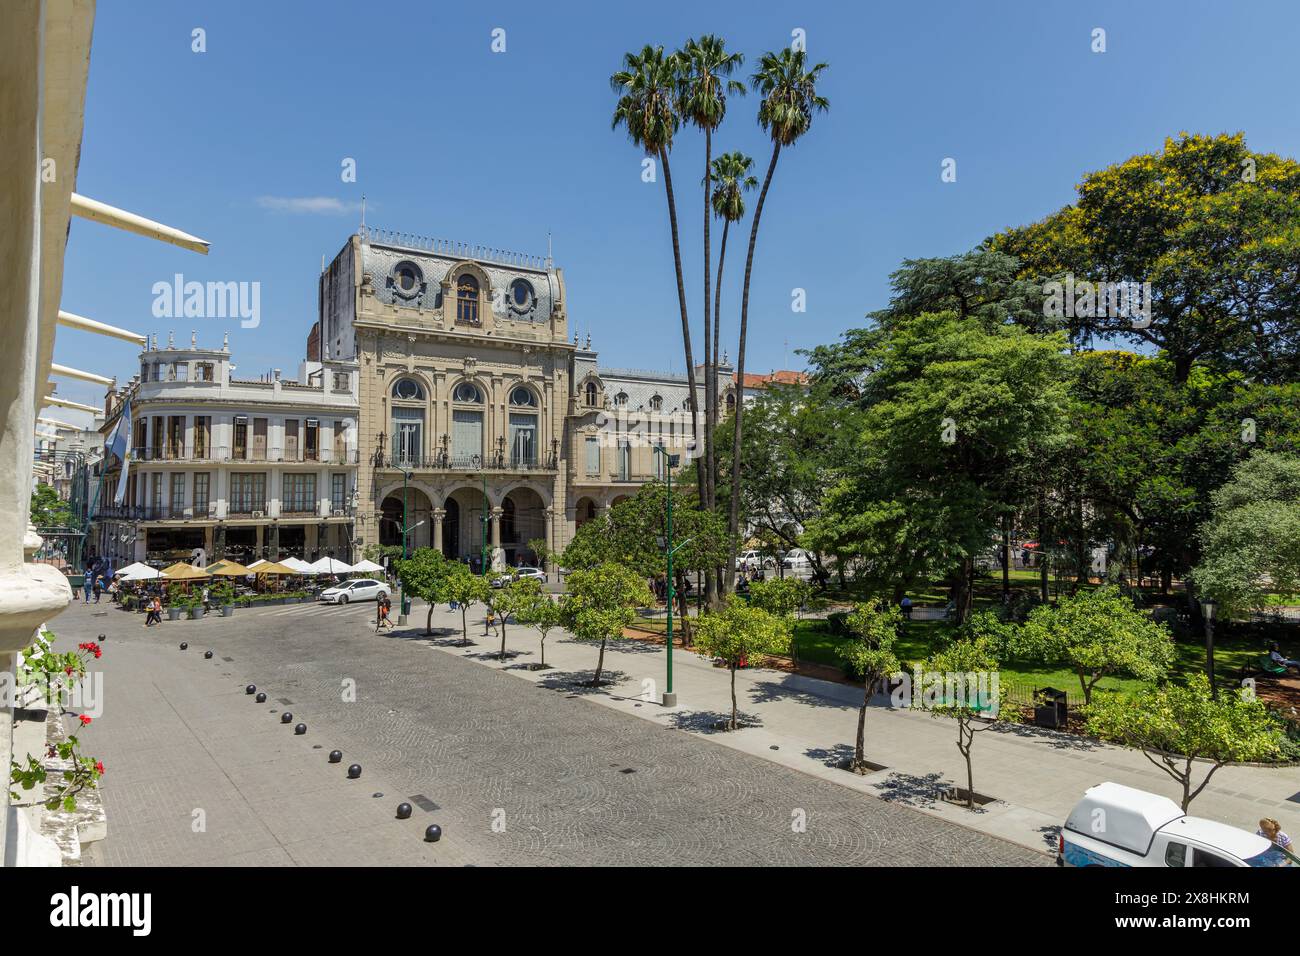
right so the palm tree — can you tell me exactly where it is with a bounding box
[676,36,745,520]
[611,46,698,440]
[725,48,829,592]
[708,151,757,391]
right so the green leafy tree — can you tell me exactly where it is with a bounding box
[747,575,811,665]
[993,132,1300,383]
[395,548,455,636]
[837,601,902,772]
[921,638,1009,810]
[30,483,72,528]
[1016,586,1175,705]
[1085,673,1283,810]
[514,586,564,669]
[560,482,727,643]
[1194,451,1300,615]
[444,563,490,646]
[561,563,654,686]
[488,577,544,661]
[726,47,829,589]
[807,310,1072,621]
[692,599,791,730]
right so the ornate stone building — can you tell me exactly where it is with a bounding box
[317,228,730,571]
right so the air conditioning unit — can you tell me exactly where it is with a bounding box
[252,510,265,518]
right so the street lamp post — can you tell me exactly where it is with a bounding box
[1203,597,1218,700]
[400,468,412,623]
[654,447,682,707]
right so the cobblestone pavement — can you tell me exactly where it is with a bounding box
[64,600,1044,866]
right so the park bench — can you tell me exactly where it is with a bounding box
[1238,653,1290,681]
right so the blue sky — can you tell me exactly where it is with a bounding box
[52,0,1300,420]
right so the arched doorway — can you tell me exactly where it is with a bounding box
[380,487,433,551]
[574,497,597,530]
[442,497,459,559]
[502,487,547,565]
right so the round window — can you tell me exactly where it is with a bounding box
[392,262,422,297]
[509,279,534,311]
[392,378,423,400]
[510,386,536,406]
[454,382,481,403]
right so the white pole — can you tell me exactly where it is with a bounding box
[70,193,210,255]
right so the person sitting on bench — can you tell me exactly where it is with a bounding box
[1268,642,1300,672]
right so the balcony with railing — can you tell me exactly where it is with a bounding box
[129,445,359,465]
[375,452,558,473]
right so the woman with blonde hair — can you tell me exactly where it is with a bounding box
[1258,818,1294,855]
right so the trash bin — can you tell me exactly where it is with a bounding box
[1034,687,1068,729]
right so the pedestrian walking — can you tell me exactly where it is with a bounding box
[82,574,93,603]
[375,594,394,632]
[901,595,913,620]
[145,595,162,627]
[92,576,102,603]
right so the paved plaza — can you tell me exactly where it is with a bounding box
[62,599,1043,867]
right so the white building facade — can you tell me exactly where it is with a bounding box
[95,338,359,567]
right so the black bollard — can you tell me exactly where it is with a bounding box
[255,692,266,703]
[347,763,362,779]
[280,712,293,723]
[204,650,214,659]
[294,723,307,735]
[328,750,342,763]
[396,802,412,820]
[245,684,256,694]
[424,824,442,843]
[180,642,188,650]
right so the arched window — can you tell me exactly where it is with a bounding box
[725,391,736,411]
[648,394,663,411]
[391,378,424,401]
[614,392,628,407]
[509,386,537,407]
[453,381,482,404]
[584,381,599,407]
[456,273,480,325]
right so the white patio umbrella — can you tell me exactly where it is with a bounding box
[115,562,161,581]
[348,558,386,574]
[280,556,317,574]
[247,559,270,570]
[308,556,353,575]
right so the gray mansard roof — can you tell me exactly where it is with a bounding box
[361,232,557,323]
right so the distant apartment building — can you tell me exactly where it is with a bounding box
[94,335,359,567]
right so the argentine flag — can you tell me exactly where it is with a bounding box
[109,399,132,506]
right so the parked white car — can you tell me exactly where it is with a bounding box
[1059,782,1295,867]
[319,578,390,605]
[738,550,777,570]
[782,548,813,570]
[492,566,547,588]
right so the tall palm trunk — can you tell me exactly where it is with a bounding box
[726,141,781,592]
[711,218,730,602]
[701,129,716,610]
[658,147,699,442]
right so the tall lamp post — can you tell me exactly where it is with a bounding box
[400,467,413,623]
[653,447,684,707]
[1203,597,1218,700]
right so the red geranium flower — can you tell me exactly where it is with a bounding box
[94,761,105,775]
[78,714,92,726]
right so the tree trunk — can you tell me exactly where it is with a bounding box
[593,637,607,686]
[726,142,782,596]
[702,126,714,513]
[499,618,508,659]
[658,147,698,443]
[674,568,693,645]
[854,693,868,767]
[460,606,468,644]
[426,602,434,636]
[729,664,738,730]
[711,221,729,609]
[539,636,546,667]
[965,742,975,810]
[1001,513,1011,602]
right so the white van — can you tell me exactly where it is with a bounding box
[1059,782,1295,867]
